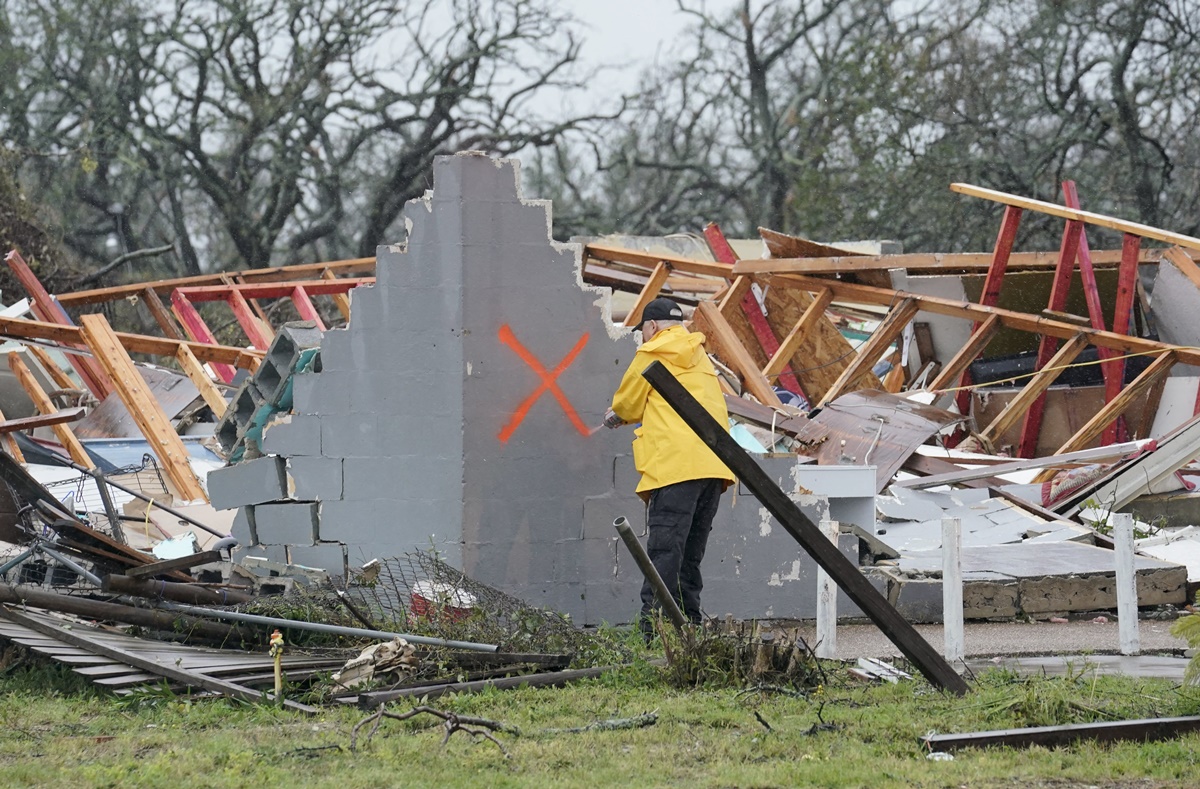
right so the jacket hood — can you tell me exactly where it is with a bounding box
[641,325,708,369]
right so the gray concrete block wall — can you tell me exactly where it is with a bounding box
[253,502,319,546]
[208,456,287,509]
[208,152,875,626]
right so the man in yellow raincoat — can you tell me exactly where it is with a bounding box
[605,297,734,632]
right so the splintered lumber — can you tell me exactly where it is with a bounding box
[893,440,1148,489]
[77,314,208,502]
[732,248,1160,276]
[0,605,315,713]
[641,360,968,695]
[321,269,353,320]
[922,716,1200,751]
[1052,350,1177,456]
[0,406,24,463]
[7,353,92,467]
[951,183,1200,252]
[767,275,1200,366]
[982,332,1090,444]
[693,301,782,407]
[818,298,919,407]
[175,343,228,418]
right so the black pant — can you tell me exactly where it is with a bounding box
[640,478,723,624]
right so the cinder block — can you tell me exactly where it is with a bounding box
[253,502,319,546]
[287,456,343,502]
[262,414,322,457]
[320,414,380,458]
[893,577,944,623]
[287,543,347,577]
[207,456,287,510]
[230,506,258,547]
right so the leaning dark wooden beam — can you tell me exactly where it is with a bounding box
[355,664,628,708]
[641,360,969,695]
[0,605,314,713]
[923,715,1200,751]
[0,407,85,435]
[124,550,225,579]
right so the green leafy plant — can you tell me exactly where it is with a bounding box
[1171,598,1200,686]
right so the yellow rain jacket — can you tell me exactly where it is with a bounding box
[610,325,735,500]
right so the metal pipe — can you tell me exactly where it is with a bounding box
[156,601,499,652]
[37,544,103,587]
[613,516,688,631]
[103,574,253,606]
[0,547,37,578]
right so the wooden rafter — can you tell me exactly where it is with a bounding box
[78,314,208,503]
[763,288,834,384]
[928,314,1000,393]
[175,344,228,419]
[7,352,92,467]
[1053,351,1177,456]
[623,261,672,328]
[982,332,1090,444]
[951,183,1200,252]
[731,247,1159,277]
[584,243,736,280]
[819,298,919,407]
[693,301,782,407]
[140,287,184,340]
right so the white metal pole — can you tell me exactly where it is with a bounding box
[1113,512,1141,655]
[815,519,839,659]
[942,517,964,662]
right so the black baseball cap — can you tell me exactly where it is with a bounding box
[636,297,684,329]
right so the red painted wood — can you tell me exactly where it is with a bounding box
[1017,216,1085,458]
[952,206,1022,437]
[4,250,113,399]
[289,287,326,331]
[703,223,804,397]
[226,291,273,351]
[170,291,235,383]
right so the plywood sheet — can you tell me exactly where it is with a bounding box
[74,366,200,439]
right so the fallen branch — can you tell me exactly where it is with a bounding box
[350,704,518,756]
[538,712,658,734]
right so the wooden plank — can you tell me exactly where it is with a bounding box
[819,298,919,407]
[641,360,968,695]
[706,223,803,395]
[289,286,326,330]
[0,606,316,714]
[584,242,736,279]
[78,314,208,502]
[321,269,353,321]
[175,344,227,419]
[761,286,878,404]
[758,227,866,259]
[25,344,77,392]
[5,250,112,399]
[717,275,752,312]
[951,183,1200,252]
[764,274,1200,366]
[985,332,1090,444]
[694,301,782,407]
[1102,233,1142,444]
[732,247,1158,276]
[1052,351,1177,456]
[763,288,833,382]
[0,405,25,463]
[177,278,374,302]
[141,287,184,340]
[0,406,85,434]
[7,352,92,467]
[923,715,1200,751]
[227,290,273,350]
[57,257,378,307]
[927,314,1000,392]
[622,261,671,327]
[170,291,236,383]
[893,440,1148,489]
[124,549,223,579]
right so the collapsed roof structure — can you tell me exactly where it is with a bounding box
[0,151,1197,698]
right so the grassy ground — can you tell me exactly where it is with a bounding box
[1,653,1199,788]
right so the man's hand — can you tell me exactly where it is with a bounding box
[603,408,626,429]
